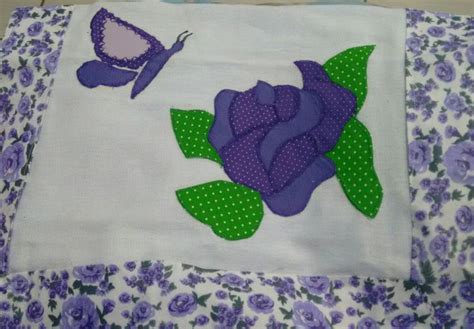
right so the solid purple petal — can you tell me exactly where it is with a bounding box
[208,89,237,151]
[263,156,335,217]
[221,128,274,195]
[255,80,275,105]
[308,82,356,153]
[294,60,330,88]
[76,60,137,88]
[230,88,277,136]
[268,134,318,192]
[259,90,322,170]
[274,85,300,121]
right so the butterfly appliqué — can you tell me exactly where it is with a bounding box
[76,8,192,99]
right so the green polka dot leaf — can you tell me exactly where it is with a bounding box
[323,45,375,113]
[176,180,264,240]
[327,118,383,219]
[170,109,222,165]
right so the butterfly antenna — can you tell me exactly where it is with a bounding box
[176,30,193,43]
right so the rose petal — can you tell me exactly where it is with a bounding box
[209,89,237,151]
[255,80,275,105]
[259,90,322,170]
[263,156,335,217]
[221,128,274,195]
[274,85,300,121]
[268,134,318,191]
[294,60,330,88]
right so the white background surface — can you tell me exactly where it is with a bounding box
[11,3,412,278]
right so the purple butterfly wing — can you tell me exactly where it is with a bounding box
[90,8,164,69]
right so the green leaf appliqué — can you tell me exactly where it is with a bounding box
[170,109,222,165]
[323,45,375,113]
[327,118,383,218]
[176,180,264,240]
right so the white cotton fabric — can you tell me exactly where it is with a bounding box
[10,3,411,278]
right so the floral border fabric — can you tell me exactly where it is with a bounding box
[0,7,472,329]
[0,6,72,277]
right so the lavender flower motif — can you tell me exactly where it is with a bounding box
[247,293,274,314]
[168,293,197,317]
[459,281,474,302]
[0,143,25,182]
[17,95,31,116]
[44,50,60,74]
[408,140,432,173]
[18,66,34,87]
[467,45,474,66]
[26,300,44,323]
[298,276,330,295]
[427,26,446,38]
[292,301,330,329]
[455,206,474,232]
[444,92,466,114]
[132,301,155,323]
[429,234,449,258]
[465,310,474,329]
[356,316,379,329]
[194,315,209,326]
[435,60,456,83]
[39,271,69,299]
[27,22,44,37]
[209,61,356,216]
[72,264,105,283]
[8,274,30,296]
[60,296,99,329]
[390,314,416,329]
[442,142,474,184]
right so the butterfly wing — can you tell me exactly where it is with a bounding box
[90,8,164,70]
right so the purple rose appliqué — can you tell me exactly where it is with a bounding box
[443,141,474,184]
[208,61,355,216]
[298,276,330,295]
[0,143,25,182]
[292,301,330,329]
[247,293,274,314]
[168,293,197,317]
[60,295,99,329]
[72,264,106,283]
[408,140,432,173]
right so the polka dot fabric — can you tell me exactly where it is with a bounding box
[176,180,264,240]
[327,118,383,218]
[274,85,300,122]
[322,45,375,113]
[170,109,223,165]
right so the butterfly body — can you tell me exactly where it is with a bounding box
[76,8,191,99]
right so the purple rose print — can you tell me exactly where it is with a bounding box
[168,293,197,317]
[427,26,446,38]
[465,310,474,329]
[298,276,330,295]
[466,45,474,66]
[221,273,245,287]
[356,316,379,329]
[26,300,44,323]
[435,60,456,82]
[0,143,25,183]
[17,95,31,115]
[72,264,106,283]
[408,140,432,173]
[247,293,274,314]
[442,142,474,184]
[406,36,423,54]
[18,66,34,87]
[429,234,449,258]
[132,301,155,323]
[455,206,474,232]
[194,315,209,326]
[444,92,466,113]
[459,281,474,302]
[27,22,43,37]
[44,50,61,74]
[292,301,330,329]
[209,61,356,216]
[60,296,99,329]
[390,314,416,329]
[9,274,29,296]
[0,35,17,52]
